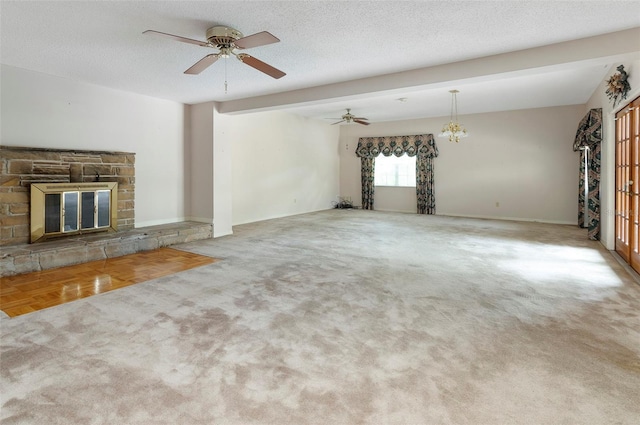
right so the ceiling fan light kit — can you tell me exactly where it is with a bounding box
[143,25,286,83]
[438,89,468,143]
[205,26,243,46]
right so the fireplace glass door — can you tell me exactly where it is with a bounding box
[43,190,111,234]
[44,193,61,233]
[80,190,111,230]
[63,191,79,232]
[31,182,118,243]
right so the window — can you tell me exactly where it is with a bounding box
[375,155,416,187]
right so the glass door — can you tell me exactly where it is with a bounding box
[62,191,79,232]
[616,96,640,273]
[81,191,96,229]
[80,190,111,229]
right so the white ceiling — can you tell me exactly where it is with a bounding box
[1,1,640,123]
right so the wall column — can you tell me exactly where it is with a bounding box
[213,107,233,237]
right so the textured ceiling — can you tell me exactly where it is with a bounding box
[1,1,640,123]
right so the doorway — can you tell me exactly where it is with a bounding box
[615,95,640,273]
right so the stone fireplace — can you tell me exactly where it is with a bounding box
[1,146,135,246]
[1,146,214,277]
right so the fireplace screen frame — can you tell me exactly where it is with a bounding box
[30,182,118,243]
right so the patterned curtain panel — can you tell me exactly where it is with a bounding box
[416,155,436,214]
[577,150,586,228]
[361,157,375,210]
[356,134,438,214]
[573,108,603,240]
[587,142,602,240]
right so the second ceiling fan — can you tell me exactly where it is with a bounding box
[329,109,370,125]
[143,25,286,79]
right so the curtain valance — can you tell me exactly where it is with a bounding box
[356,134,438,159]
[573,108,602,151]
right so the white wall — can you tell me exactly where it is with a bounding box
[587,59,640,250]
[374,186,417,213]
[340,105,584,224]
[223,110,340,226]
[1,65,187,228]
[188,102,214,224]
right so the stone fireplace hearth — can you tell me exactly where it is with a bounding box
[0,221,213,277]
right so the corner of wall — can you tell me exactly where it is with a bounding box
[588,59,640,251]
[183,104,192,222]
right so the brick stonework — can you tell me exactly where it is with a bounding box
[0,146,135,246]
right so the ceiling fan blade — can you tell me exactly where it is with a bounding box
[143,30,209,47]
[354,119,370,126]
[332,120,346,125]
[236,54,286,79]
[184,54,219,74]
[353,117,369,121]
[234,31,280,49]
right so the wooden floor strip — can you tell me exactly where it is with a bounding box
[0,248,218,318]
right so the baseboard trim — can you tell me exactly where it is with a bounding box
[436,213,577,226]
[609,250,640,287]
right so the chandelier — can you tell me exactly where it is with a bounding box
[439,89,468,143]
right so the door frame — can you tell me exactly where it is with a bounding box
[615,96,640,273]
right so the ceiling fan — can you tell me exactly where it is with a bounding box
[329,109,370,125]
[143,25,286,79]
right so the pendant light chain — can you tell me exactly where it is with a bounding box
[453,91,458,122]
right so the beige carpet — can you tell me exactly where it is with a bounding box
[1,210,639,424]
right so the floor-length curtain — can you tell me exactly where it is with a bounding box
[577,149,587,228]
[587,142,601,239]
[416,154,435,214]
[356,134,438,213]
[573,108,602,240]
[360,157,375,210]
[416,138,438,214]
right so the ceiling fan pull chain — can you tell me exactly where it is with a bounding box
[224,58,228,94]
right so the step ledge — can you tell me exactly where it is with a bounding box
[0,221,213,277]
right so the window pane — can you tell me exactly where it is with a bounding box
[374,155,416,187]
